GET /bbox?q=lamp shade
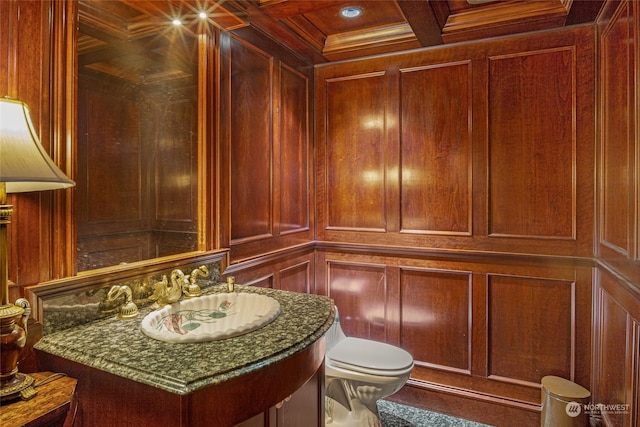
[0,97,75,193]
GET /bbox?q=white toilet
[324,308,414,427]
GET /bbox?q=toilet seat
[326,337,414,376]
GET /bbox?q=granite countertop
[35,285,334,395]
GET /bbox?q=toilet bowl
[325,308,414,427]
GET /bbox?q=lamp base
[0,299,37,402]
[0,372,37,402]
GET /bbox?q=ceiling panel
[79,0,605,67]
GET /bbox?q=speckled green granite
[378,400,494,427]
[35,284,334,395]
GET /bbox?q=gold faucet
[149,274,183,308]
[149,266,210,308]
[106,285,139,319]
[184,265,209,298]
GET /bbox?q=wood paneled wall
[593,1,640,426]
[219,28,315,263]
[315,25,595,258]
[5,1,640,426]
[597,0,639,284]
[0,0,76,291]
[310,24,596,425]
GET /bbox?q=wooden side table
[0,372,77,427]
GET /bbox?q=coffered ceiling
[77,0,604,85]
[228,0,604,62]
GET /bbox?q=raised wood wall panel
[325,261,388,341]
[597,288,627,427]
[488,47,576,239]
[600,0,632,256]
[2,0,59,287]
[400,61,473,235]
[280,261,312,294]
[487,275,574,384]
[229,35,273,243]
[242,274,275,289]
[315,25,595,258]
[278,64,310,235]
[325,73,388,231]
[400,269,472,372]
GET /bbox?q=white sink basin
[140,292,281,343]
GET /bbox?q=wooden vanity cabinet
[36,338,325,427]
[237,372,322,427]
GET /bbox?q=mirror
[75,0,202,271]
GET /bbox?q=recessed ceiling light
[172,18,182,26]
[340,7,362,18]
[198,12,207,19]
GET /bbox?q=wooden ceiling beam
[397,0,445,47]
[440,0,571,44]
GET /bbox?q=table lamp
[0,97,75,402]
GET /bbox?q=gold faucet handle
[226,276,236,293]
[149,275,178,309]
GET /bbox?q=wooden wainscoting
[314,248,593,426]
[592,267,640,427]
[222,246,316,294]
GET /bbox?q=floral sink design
[140,292,281,343]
